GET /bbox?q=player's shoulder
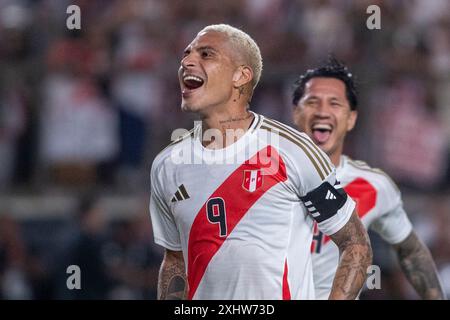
[343,156,400,193]
[258,116,333,180]
[259,115,311,142]
[151,128,195,172]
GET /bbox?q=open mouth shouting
[311,123,333,145]
[181,74,205,97]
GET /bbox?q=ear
[347,110,358,132]
[232,66,253,88]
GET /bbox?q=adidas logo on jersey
[325,190,336,200]
[171,184,190,202]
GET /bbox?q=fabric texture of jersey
[150,112,355,300]
[311,155,413,299]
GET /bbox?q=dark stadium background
[0,0,449,299]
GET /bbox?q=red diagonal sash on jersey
[345,178,377,218]
[187,146,287,299]
[312,177,377,249]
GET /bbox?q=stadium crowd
[0,0,449,299]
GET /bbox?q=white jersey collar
[192,111,262,163]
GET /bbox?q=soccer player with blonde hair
[150,25,372,300]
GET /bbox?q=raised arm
[158,249,188,300]
[328,211,373,300]
[393,231,445,300]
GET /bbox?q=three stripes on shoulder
[171,184,190,202]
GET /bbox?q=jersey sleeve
[370,176,413,244]
[290,134,356,236]
[149,160,182,251]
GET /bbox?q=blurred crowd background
[0,0,449,299]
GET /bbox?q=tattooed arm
[157,249,188,300]
[328,211,373,300]
[393,231,445,300]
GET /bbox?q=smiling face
[179,30,243,114]
[293,77,357,163]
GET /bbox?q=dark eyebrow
[182,45,217,57]
[196,46,218,53]
[304,95,319,100]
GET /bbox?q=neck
[329,147,343,167]
[199,105,254,149]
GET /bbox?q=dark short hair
[292,56,358,110]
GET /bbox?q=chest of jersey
[167,146,301,243]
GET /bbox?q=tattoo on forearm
[395,231,446,300]
[158,253,187,300]
[332,246,371,298]
[166,275,187,300]
[329,213,372,299]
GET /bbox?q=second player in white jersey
[311,156,413,299]
[293,57,445,299]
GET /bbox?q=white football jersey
[312,155,413,299]
[150,112,355,300]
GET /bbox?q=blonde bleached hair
[199,24,263,90]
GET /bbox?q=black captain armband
[300,181,348,223]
